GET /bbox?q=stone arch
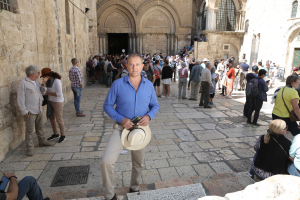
[214,0,242,10]
[136,0,180,31]
[139,6,175,33]
[98,4,136,33]
[285,24,300,74]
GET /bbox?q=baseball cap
[293,67,299,72]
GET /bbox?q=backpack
[107,63,113,72]
[154,66,160,79]
[98,62,104,72]
[246,78,259,97]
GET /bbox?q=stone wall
[240,0,300,74]
[143,34,168,55]
[0,0,97,161]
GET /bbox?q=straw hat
[121,125,151,150]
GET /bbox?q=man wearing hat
[202,58,209,69]
[103,53,159,200]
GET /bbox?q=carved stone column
[132,34,136,53]
[174,34,178,55]
[136,33,145,53]
[236,11,240,31]
[197,11,202,33]
[98,33,106,55]
[170,34,174,55]
[240,11,245,31]
[129,34,133,53]
[206,7,217,31]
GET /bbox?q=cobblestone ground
[0,80,291,199]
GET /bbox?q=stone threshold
[46,172,256,200]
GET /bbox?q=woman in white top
[40,68,66,143]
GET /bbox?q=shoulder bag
[282,87,299,122]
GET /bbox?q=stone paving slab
[0,81,292,199]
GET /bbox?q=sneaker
[252,123,261,127]
[204,106,212,108]
[129,188,139,193]
[58,136,66,143]
[47,134,59,141]
[76,113,86,117]
[161,95,166,98]
[158,95,161,97]
[210,102,216,106]
[246,122,252,125]
[182,97,187,99]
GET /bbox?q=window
[65,0,70,34]
[201,3,206,31]
[223,44,230,51]
[216,0,236,31]
[245,20,249,33]
[291,1,298,18]
[0,0,16,13]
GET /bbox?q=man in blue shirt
[189,59,203,100]
[102,53,159,200]
[240,60,250,91]
[247,69,268,126]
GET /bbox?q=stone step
[71,174,255,200]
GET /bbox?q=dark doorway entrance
[107,33,129,55]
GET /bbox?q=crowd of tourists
[2,48,300,200]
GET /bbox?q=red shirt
[226,68,235,79]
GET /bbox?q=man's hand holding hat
[138,115,150,126]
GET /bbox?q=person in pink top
[178,62,189,99]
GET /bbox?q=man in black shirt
[188,58,195,90]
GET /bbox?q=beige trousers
[50,102,65,135]
[101,124,145,200]
[190,80,200,100]
[24,113,46,150]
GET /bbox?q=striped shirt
[69,66,83,87]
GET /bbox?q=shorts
[154,79,160,86]
[162,78,171,85]
[210,93,215,98]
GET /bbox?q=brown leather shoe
[27,149,34,156]
[39,141,55,147]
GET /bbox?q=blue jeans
[102,71,106,84]
[249,152,258,176]
[17,176,44,200]
[287,162,300,177]
[71,87,82,114]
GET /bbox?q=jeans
[272,114,300,136]
[106,72,111,87]
[17,176,44,200]
[178,78,187,98]
[102,71,106,85]
[98,71,103,84]
[249,152,258,176]
[200,81,210,106]
[190,80,200,100]
[247,97,263,124]
[244,95,251,117]
[287,162,300,177]
[71,87,82,114]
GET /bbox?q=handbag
[221,75,227,87]
[281,87,299,122]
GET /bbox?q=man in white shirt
[217,59,225,89]
[199,62,213,108]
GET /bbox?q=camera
[0,176,9,193]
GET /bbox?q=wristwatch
[9,176,17,180]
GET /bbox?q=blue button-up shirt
[103,75,160,124]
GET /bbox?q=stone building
[0,0,97,161]
[96,0,193,55]
[240,0,300,74]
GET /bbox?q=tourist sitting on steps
[0,172,50,200]
[249,119,291,180]
[288,133,300,177]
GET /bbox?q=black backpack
[107,63,113,72]
[246,77,259,97]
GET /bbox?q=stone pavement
[0,79,291,200]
